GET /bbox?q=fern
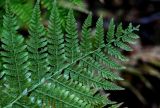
[0,0,139,107]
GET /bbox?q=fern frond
[115,23,123,38]
[33,82,91,108]
[27,0,48,82]
[95,17,104,48]
[0,1,140,107]
[51,74,106,105]
[114,41,133,51]
[107,45,128,61]
[1,1,29,106]
[113,23,133,51]
[65,10,80,63]
[80,14,92,53]
[106,20,139,62]
[106,19,129,61]
[47,2,65,74]
[107,18,115,42]
[122,23,140,44]
[94,51,124,69]
[82,57,123,81]
[67,68,123,90]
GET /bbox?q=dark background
[77,0,160,108]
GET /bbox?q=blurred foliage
[121,46,160,107]
[0,0,88,33]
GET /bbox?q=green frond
[95,17,104,48]
[51,74,106,105]
[107,18,115,42]
[33,82,91,108]
[67,68,123,90]
[106,19,137,61]
[65,10,80,63]
[47,2,65,74]
[115,23,123,38]
[1,1,29,106]
[122,23,140,44]
[81,14,92,53]
[114,41,133,51]
[114,23,133,51]
[0,1,140,107]
[107,45,128,61]
[94,51,124,69]
[82,57,122,81]
[27,0,48,82]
